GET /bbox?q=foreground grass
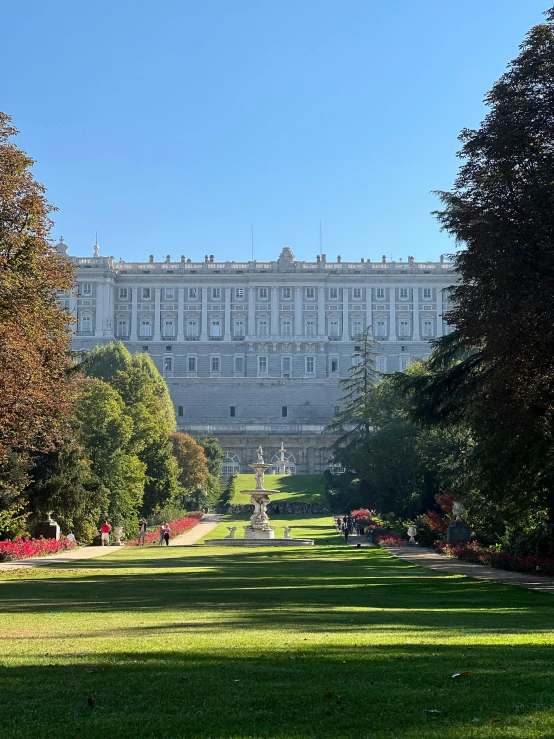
[230,474,326,505]
[1,526,554,738]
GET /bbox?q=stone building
[58,239,455,473]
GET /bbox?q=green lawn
[1,520,554,738]
[203,513,343,543]
[230,473,326,505]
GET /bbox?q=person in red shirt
[100,521,111,546]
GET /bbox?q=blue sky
[2,1,547,263]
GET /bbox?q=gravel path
[385,546,554,595]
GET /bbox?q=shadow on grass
[1,548,553,635]
[1,644,554,738]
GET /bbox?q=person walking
[163,523,170,546]
[344,526,349,544]
[100,521,111,546]
[158,523,165,546]
[138,520,147,546]
[66,531,76,545]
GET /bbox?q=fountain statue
[278,441,287,475]
[242,445,279,539]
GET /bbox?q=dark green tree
[327,326,380,444]
[426,9,554,525]
[196,436,224,478]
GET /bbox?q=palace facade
[59,239,455,474]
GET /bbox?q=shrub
[434,539,554,577]
[0,536,76,562]
[126,515,201,546]
[377,534,405,547]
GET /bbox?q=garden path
[0,514,222,572]
[385,545,554,595]
[0,544,123,572]
[170,513,222,545]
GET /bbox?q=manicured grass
[203,514,343,543]
[1,525,554,738]
[231,473,326,505]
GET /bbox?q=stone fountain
[204,446,314,546]
[242,446,278,540]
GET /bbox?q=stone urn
[407,524,418,546]
[113,526,124,546]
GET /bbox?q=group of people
[99,520,171,546]
[137,520,171,546]
[336,516,374,543]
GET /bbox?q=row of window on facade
[95,316,437,339]
[79,284,437,301]
[161,353,415,378]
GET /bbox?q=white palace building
[58,239,455,474]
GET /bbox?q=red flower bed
[126,515,201,546]
[377,535,406,548]
[434,540,554,577]
[0,536,76,562]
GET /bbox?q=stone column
[200,287,208,341]
[177,287,185,341]
[104,280,113,338]
[68,291,77,319]
[270,287,279,337]
[389,288,397,341]
[154,287,161,341]
[94,282,104,337]
[224,287,232,340]
[341,287,349,341]
[365,286,372,334]
[130,287,138,340]
[247,286,255,339]
[413,287,420,340]
[317,287,325,337]
[294,287,303,338]
[436,288,443,337]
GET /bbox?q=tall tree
[84,344,179,515]
[327,326,380,444]
[196,436,224,478]
[170,433,209,493]
[408,9,554,525]
[0,112,75,465]
[77,379,146,531]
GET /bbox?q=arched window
[281,317,293,337]
[233,318,245,339]
[116,316,129,338]
[163,316,176,339]
[270,451,296,475]
[222,452,241,475]
[140,317,152,338]
[257,317,269,337]
[327,456,346,475]
[79,312,92,334]
[186,319,199,338]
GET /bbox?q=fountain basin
[204,538,315,547]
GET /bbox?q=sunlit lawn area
[203,513,342,543]
[1,516,554,738]
[230,474,326,505]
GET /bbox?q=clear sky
[2,1,548,263]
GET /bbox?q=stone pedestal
[244,526,275,540]
[35,517,60,540]
[447,520,471,543]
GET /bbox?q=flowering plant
[126,515,200,546]
[0,536,76,562]
[434,539,554,577]
[377,534,406,547]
